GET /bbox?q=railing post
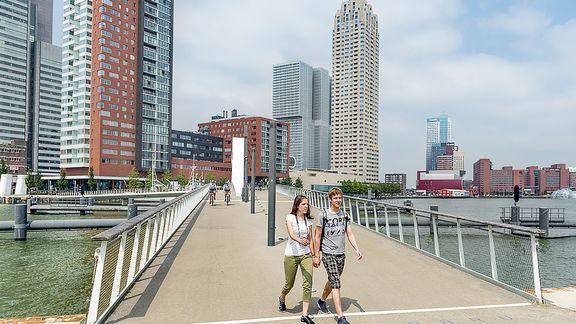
[488,225,498,280]
[363,202,369,229]
[456,219,466,267]
[384,205,390,237]
[111,233,128,303]
[87,241,108,324]
[372,204,379,233]
[412,210,420,249]
[355,200,361,224]
[530,234,543,303]
[397,208,404,243]
[128,224,141,280]
[432,214,439,257]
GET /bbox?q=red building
[416,170,463,193]
[198,114,290,181]
[473,159,491,196]
[171,158,231,183]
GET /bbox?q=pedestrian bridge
[85,186,575,323]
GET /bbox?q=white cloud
[478,5,552,34]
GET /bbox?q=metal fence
[85,185,208,323]
[277,185,544,304]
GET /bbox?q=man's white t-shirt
[284,214,312,256]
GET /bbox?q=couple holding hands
[279,188,362,324]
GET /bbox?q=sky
[52,0,576,186]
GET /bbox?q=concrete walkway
[105,189,575,323]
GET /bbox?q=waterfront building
[289,168,358,191]
[0,0,61,175]
[416,170,463,193]
[0,140,27,175]
[426,114,452,171]
[61,0,173,187]
[569,167,576,189]
[473,159,569,196]
[171,130,223,163]
[272,60,331,170]
[198,113,290,181]
[331,0,379,183]
[384,173,407,194]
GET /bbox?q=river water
[0,198,575,318]
[0,205,124,318]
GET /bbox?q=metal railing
[277,185,544,304]
[33,187,185,197]
[85,185,208,324]
[501,207,565,223]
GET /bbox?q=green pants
[282,254,313,302]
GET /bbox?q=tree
[294,177,303,188]
[25,169,34,193]
[35,171,43,191]
[127,168,143,189]
[205,173,215,184]
[177,171,187,187]
[0,159,7,175]
[162,171,173,186]
[217,176,227,186]
[87,167,96,191]
[280,177,293,186]
[145,169,154,189]
[56,169,68,191]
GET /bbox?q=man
[223,181,231,202]
[313,187,362,324]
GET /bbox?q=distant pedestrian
[313,187,362,324]
[279,195,316,324]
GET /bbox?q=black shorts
[322,253,346,289]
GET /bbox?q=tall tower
[0,0,61,174]
[331,0,379,182]
[61,0,173,186]
[426,114,451,171]
[272,60,331,170]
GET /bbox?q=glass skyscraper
[272,60,331,170]
[426,114,452,171]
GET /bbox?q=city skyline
[52,1,576,186]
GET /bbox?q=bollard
[127,202,138,219]
[159,198,166,205]
[88,198,95,206]
[430,205,438,234]
[539,208,549,238]
[14,204,27,240]
[511,206,520,225]
[80,197,87,215]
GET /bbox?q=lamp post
[268,122,276,246]
[242,125,249,202]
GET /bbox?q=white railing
[277,185,544,304]
[85,185,208,323]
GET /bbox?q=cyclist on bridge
[223,181,231,205]
[209,182,217,205]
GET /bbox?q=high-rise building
[0,0,61,175]
[272,60,330,170]
[331,0,379,182]
[384,173,406,194]
[426,114,451,171]
[61,0,173,187]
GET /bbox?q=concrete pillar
[159,198,166,205]
[14,204,27,240]
[88,198,95,206]
[128,201,138,219]
[430,205,439,234]
[79,198,87,215]
[511,206,520,225]
[539,208,549,238]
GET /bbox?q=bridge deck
[105,190,575,323]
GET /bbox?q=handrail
[277,185,544,304]
[85,185,208,324]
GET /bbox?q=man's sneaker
[278,297,286,312]
[300,315,315,324]
[317,299,329,313]
[337,316,349,324]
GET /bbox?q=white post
[397,208,404,243]
[128,224,141,280]
[87,241,108,324]
[432,214,439,257]
[111,233,127,303]
[530,234,543,303]
[384,205,390,237]
[373,204,379,233]
[457,219,466,267]
[140,221,151,271]
[363,202,369,229]
[412,210,420,249]
[488,225,498,280]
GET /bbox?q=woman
[279,195,316,324]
